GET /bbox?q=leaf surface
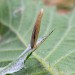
[0,0,75,75]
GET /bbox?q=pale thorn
[41,8,44,13]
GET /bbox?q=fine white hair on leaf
[13,6,25,17]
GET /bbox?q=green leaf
[0,0,75,75]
